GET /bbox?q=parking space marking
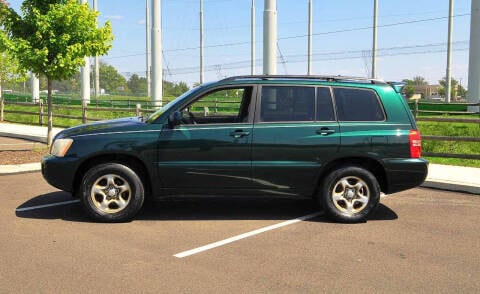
[15,199,80,212]
[174,211,323,258]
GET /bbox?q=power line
[102,13,470,59]
[120,42,469,77]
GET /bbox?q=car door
[251,85,340,196]
[157,86,256,191]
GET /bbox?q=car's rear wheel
[319,166,380,223]
[80,163,145,222]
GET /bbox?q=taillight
[409,130,422,158]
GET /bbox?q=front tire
[80,163,145,222]
[319,166,380,223]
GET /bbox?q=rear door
[251,85,340,196]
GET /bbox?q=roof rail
[219,75,387,84]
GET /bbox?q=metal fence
[2,96,480,160]
[411,100,480,160]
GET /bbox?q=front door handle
[230,130,250,138]
[316,128,335,136]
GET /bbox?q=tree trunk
[47,78,53,147]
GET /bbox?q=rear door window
[316,87,335,121]
[333,87,385,121]
[260,86,315,122]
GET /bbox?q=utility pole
[200,0,204,84]
[263,0,277,75]
[307,0,313,75]
[371,0,378,79]
[151,0,162,107]
[80,0,90,103]
[446,0,454,102]
[467,0,480,112]
[93,0,100,98]
[251,0,256,75]
[31,73,39,103]
[146,0,151,97]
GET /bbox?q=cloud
[105,15,123,21]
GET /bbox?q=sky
[6,0,473,88]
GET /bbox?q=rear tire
[80,163,145,222]
[318,166,380,223]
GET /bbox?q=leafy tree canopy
[0,0,113,145]
[99,62,127,93]
[402,76,428,86]
[439,77,467,98]
[0,0,113,81]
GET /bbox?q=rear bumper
[383,158,429,194]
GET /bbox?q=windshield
[146,87,199,123]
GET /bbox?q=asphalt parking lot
[1,172,479,293]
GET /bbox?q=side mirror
[168,111,182,128]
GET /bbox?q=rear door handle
[316,128,335,136]
[230,130,250,138]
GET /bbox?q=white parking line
[15,199,80,212]
[174,211,323,258]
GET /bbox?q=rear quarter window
[333,87,385,121]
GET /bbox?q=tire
[318,166,380,223]
[80,163,145,222]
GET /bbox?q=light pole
[151,0,162,107]
[263,0,277,75]
[467,0,480,112]
[93,0,100,99]
[146,0,151,97]
[371,0,378,79]
[446,0,454,102]
[80,0,90,103]
[200,0,204,84]
[251,0,256,75]
[307,0,312,75]
[31,73,39,103]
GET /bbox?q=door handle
[316,128,335,136]
[230,130,250,138]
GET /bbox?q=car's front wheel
[80,163,145,222]
[318,166,380,223]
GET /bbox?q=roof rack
[219,75,387,84]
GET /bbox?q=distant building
[414,85,442,99]
[406,85,442,100]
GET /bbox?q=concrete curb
[0,132,47,144]
[0,163,41,175]
[422,181,480,195]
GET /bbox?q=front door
[157,86,255,191]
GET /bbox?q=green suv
[42,75,428,223]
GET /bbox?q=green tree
[402,76,429,99]
[163,80,189,97]
[0,0,26,100]
[126,73,147,95]
[100,62,127,94]
[439,77,467,99]
[0,0,112,145]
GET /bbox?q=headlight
[50,138,73,157]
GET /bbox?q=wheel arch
[314,156,387,196]
[73,153,153,198]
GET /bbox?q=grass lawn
[2,97,479,167]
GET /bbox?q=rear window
[333,87,385,121]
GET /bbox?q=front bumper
[41,155,79,192]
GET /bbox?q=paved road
[1,172,479,293]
